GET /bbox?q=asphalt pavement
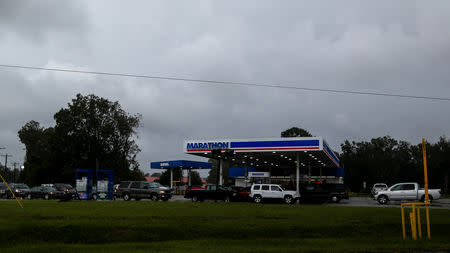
[3,195,450,209]
[173,195,450,209]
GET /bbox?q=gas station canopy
[150,160,212,169]
[183,137,339,169]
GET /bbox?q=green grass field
[1,200,449,252]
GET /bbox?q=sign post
[422,138,431,239]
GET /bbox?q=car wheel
[123,193,131,201]
[421,195,433,204]
[92,194,98,201]
[151,194,158,201]
[253,195,262,204]
[192,195,199,202]
[44,194,50,200]
[224,196,231,202]
[330,195,341,203]
[27,194,32,200]
[378,195,388,205]
[284,195,294,204]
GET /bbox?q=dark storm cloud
[0,0,88,42]
[1,1,450,176]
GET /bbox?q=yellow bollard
[417,205,422,239]
[410,212,417,240]
[401,205,406,239]
[426,205,431,239]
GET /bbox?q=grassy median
[1,200,449,252]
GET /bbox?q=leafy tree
[150,172,162,177]
[281,127,313,137]
[18,121,56,185]
[190,171,203,185]
[159,169,182,186]
[18,94,144,185]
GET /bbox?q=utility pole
[1,153,12,174]
[12,162,19,183]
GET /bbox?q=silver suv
[250,184,299,204]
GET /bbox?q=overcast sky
[1,1,450,176]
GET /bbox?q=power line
[0,63,449,101]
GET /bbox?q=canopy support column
[170,168,173,189]
[219,159,223,186]
[188,169,191,186]
[308,163,311,183]
[296,152,300,201]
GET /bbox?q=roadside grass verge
[1,200,449,252]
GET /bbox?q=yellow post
[401,205,406,239]
[422,138,431,239]
[412,206,417,240]
[416,205,422,239]
[426,205,431,239]
[409,212,417,240]
[0,173,23,208]
[422,138,429,203]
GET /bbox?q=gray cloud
[1,1,450,177]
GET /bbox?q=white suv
[250,184,299,204]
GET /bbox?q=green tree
[18,94,144,185]
[150,172,162,177]
[281,127,313,137]
[159,169,182,186]
[190,171,203,185]
[18,121,56,185]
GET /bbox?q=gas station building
[184,137,343,194]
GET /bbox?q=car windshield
[55,184,73,189]
[43,187,57,191]
[13,184,29,189]
[149,182,161,188]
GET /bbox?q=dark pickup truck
[300,183,349,203]
[184,185,235,202]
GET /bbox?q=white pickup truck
[374,182,441,205]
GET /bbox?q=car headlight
[159,190,164,194]
[15,189,20,193]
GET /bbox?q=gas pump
[75,169,94,200]
[96,170,114,200]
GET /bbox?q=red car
[232,187,251,202]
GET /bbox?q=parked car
[117,181,172,201]
[371,183,388,196]
[299,183,349,203]
[6,183,30,199]
[249,184,299,204]
[231,186,251,202]
[28,186,64,200]
[184,185,206,196]
[374,182,442,205]
[185,185,235,202]
[0,183,8,198]
[42,183,75,196]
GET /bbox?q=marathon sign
[186,141,230,152]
